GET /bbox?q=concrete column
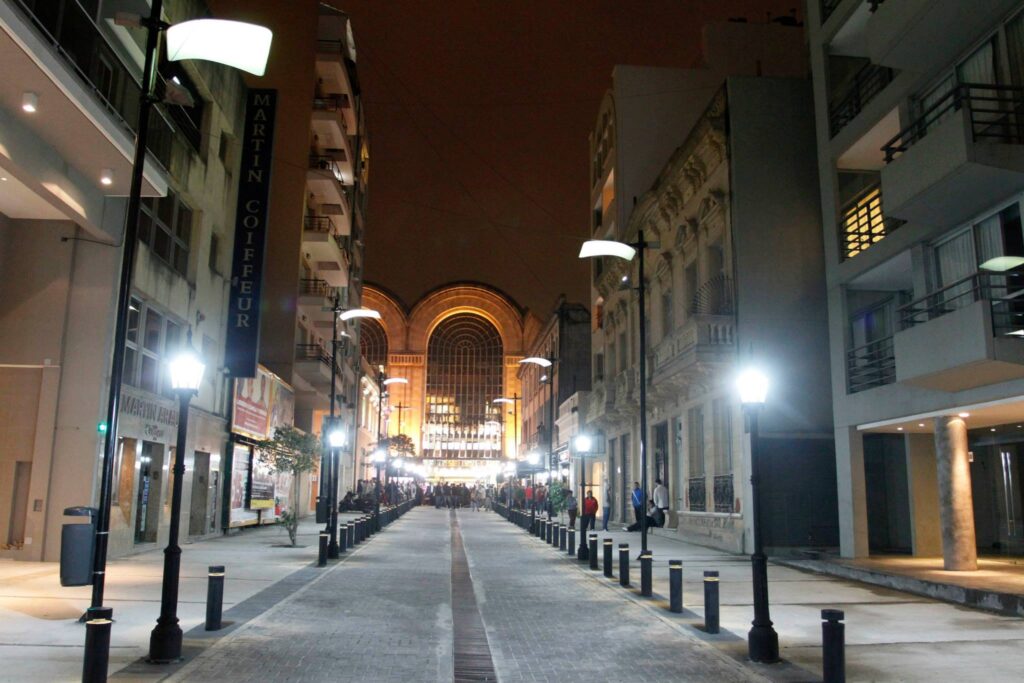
[933,416,977,571]
[835,426,869,558]
[904,434,942,556]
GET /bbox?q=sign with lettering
[225,89,277,377]
[231,365,295,441]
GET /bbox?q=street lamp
[148,344,205,663]
[87,3,271,678]
[579,234,656,556]
[574,434,593,560]
[526,450,541,531]
[520,356,557,520]
[737,367,779,663]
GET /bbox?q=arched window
[359,318,388,370]
[424,313,504,460]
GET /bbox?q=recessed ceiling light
[991,428,997,432]
[959,412,970,418]
[100,168,114,186]
[897,427,904,431]
[22,92,38,113]
[0,176,7,181]
[918,423,925,427]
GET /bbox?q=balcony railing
[846,336,896,393]
[690,274,734,315]
[313,94,352,114]
[883,83,1024,162]
[840,184,905,260]
[299,278,332,298]
[829,63,895,137]
[316,39,345,54]
[713,474,734,513]
[296,343,332,367]
[304,215,336,234]
[309,154,344,182]
[898,271,1024,335]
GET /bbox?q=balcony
[867,0,1021,72]
[301,215,350,288]
[294,343,334,387]
[893,273,1024,391]
[306,156,352,232]
[310,97,354,181]
[846,336,896,393]
[652,314,735,389]
[881,84,1024,227]
[315,38,356,101]
[297,278,334,326]
[829,63,894,138]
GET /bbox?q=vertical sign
[226,89,277,377]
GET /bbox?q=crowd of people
[339,479,424,512]
[427,482,491,509]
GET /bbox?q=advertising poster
[232,366,295,440]
[250,452,276,510]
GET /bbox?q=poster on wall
[232,366,296,441]
[229,444,258,527]
[250,452,276,510]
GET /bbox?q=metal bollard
[567,528,575,555]
[669,560,683,613]
[205,565,225,631]
[339,524,347,553]
[603,539,614,577]
[619,544,630,587]
[640,551,653,596]
[822,609,846,683]
[318,532,328,566]
[560,525,567,550]
[549,522,557,546]
[82,606,113,683]
[347,521,355,547]
[589,534,599,570]
[703,570,720,634]
[538,519,544,539]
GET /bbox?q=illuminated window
[359,318,388,369]
[842,185,901,259]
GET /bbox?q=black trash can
[60,506,97,587]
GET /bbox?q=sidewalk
[525,512,1024,682]
[0,513,366,683]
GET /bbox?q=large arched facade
[361,283,540,480]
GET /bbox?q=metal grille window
[712,398,732,474]
[359,318,388,370]
[139,190,192,276]
[841,185,902,260]
[424,314,504,460]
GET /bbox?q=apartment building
[809,0,1024,567]
[585,19,837,553]
[0,0,247,560]
[210,1,370,505]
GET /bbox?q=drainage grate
[451,511,498,682]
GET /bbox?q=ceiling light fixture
[958,412,970,418]
[22,92,38,113]
[100,168,114,186]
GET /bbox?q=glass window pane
[165,321,181,354]
[153,225,171,262]
[140,354,159,393]
[138,211,152,245]
[144,309,163,352]
[123,347,137,386]
[127,300,141,344]
[157,192,175,227]
[173,246,188,275]
[176,205,192,242]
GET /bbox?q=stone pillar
[835,426,869,558]
[933,416,977,571]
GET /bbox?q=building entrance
[134,442,164,544]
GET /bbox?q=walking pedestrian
[565,490,578,528]
[631,482,643,524]
[581,490,599,532]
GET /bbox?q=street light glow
[578,239,636,261]
[340,308,381,321]
[526,451,540,465]
[328,428,346,448]
[493,397,514,404]
[166,19,273,76]
[574,434,592,453]
[371,449,387,463]
[519,357,552,368]
[737,368,769,406]
[382,377,408,386]
[168,348,205,392]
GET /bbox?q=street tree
[256,426,321,546]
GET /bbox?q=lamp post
[574,434,592,560]
[327,423,347,556]
[737,367,779,663]
[520,356,555,519]
[493,395,521,508]
[526,450,540,531]
[579,233,656,555]
[85,7,270,680]
[371,448,386,526]
[147,344,205,663]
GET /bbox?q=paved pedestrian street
[162,508,762,683]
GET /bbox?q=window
[209,233,220,273]
[661,288,674,339]
[712,398,732,474]
[123,299,186,396]
[684,262,698,317]
[618,331,627,372]
[139,190,192,276]
[688,407,705,477]
[841,186,886,259]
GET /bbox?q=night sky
[309,1,802,317]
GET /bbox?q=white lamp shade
[737,368,769,406]
[493,397,514,404]
[579,240,636,261]
[382,377,408,386]
[166,20,273,77]
[168,348,205,392]
[519,356,552,368]
[328,429,346,448]
[574,435,592,453]
[340,308,381,322]
[526,452,540,465]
